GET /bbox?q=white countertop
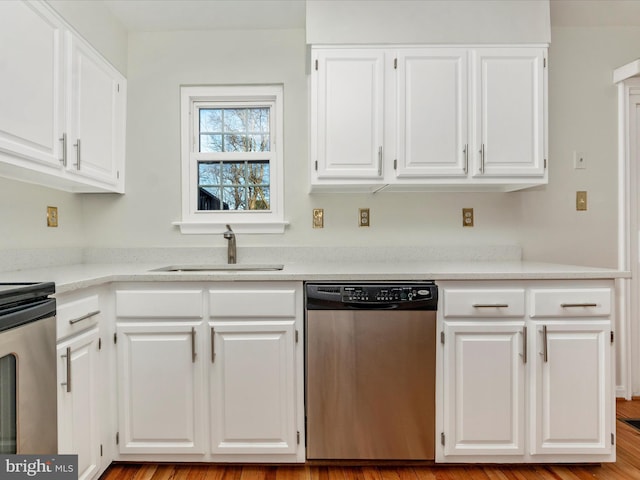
[0,261,629,294]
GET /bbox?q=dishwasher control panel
[306,282,437,310]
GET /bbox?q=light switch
[576,191,587,211]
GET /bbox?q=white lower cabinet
[116,323,204,454]
[443,322,526,456]
[114,282,304,463]
[210,322,297,455]
[57,327,101,480]
[438,280,615,463]
[55,288,112,480]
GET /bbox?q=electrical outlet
[312,208,324,228]
[576,191,587,211]
[47,206,58,227]
[462,208,474,227]
[359,208,370,227]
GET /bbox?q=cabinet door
[116,323,204,454]
[57,328,100,480]
[0,1,63,167]
[531,322,612,455]
[66,33,125,189]
[312,49,385,180]
[443,322,526,456]
[210,321,297,454]
[472,48,545,177]
[396,49,468,177]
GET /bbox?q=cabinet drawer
[116,290,203,318]
[443,289,525,318]
[530,288,611,318]
[209,288,297,318]
[57,294,101,339]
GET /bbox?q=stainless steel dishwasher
[305,282,437,460]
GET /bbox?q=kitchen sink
[150,264,284,272]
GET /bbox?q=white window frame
[174,85,287,234]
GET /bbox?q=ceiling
[98,0,640,32]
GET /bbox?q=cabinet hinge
[116,432,119,445]
[393,159,397,170]
[440,331,445,344]
[544,158,547,169]
[394,58,397,69]
[441,432,445,446]
[100,444,103,457]
[315,59,318,71]
[315,160,318,171]
[117,83,120,92]
[611,433,615,445]
[297,431,300,444]
[295,330,299,343]
[117,170,120,179]
[611,331,614,344]
[98,338,102,351]
[544,57,547,68]
[114,332,117,344]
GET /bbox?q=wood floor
[101,399,640,480]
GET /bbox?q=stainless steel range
[0,282,57,454]
[305,282,438,460]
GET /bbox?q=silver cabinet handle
[522,326,527,364]
[377,146,383,176]
[191,327,197,363]
[542,325,548,363]
[472,303,509,308]
[561,303,598,308]
[463,144,468,174]
[68,310,100,325]
[479,144,485,173]
[73,138,81,170]
[59,133,67,166]
[211,327,216,363]
[61,347,71,393]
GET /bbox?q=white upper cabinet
[309,45,547,192]
[472,48,545,178]
[311,49,385,181]
[0,1,64,168]
[65,33,126,189]
[0,0,126,193]
[396,49,468,178]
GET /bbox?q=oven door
[0,312,57,454]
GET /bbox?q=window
[176,85,286,234]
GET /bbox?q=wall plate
[462,208,474,227]
[313,208,324,228]
[359,208,370,227]
[47,206,58,227]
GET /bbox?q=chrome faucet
[223,224,236,264]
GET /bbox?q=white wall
[518,26,640,268]
[79,27,522,249]
[307,0,550,44]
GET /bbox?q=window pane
[200,134,222,152]
[222,162,246,185]
[247,108,270,132]
[223,186,246,210]
[200,109,222,132]
[223,109,246,133]
[248,186,270,210]
[198,162,221,184]
[248,161,269,185]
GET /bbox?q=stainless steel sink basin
[150,264,284,272]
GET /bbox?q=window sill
[172,221,289,235]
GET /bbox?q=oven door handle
[61,347,71,393]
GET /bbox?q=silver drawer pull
[472,304,509,308]
[68,310,101,325]
[561,303,598,308]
